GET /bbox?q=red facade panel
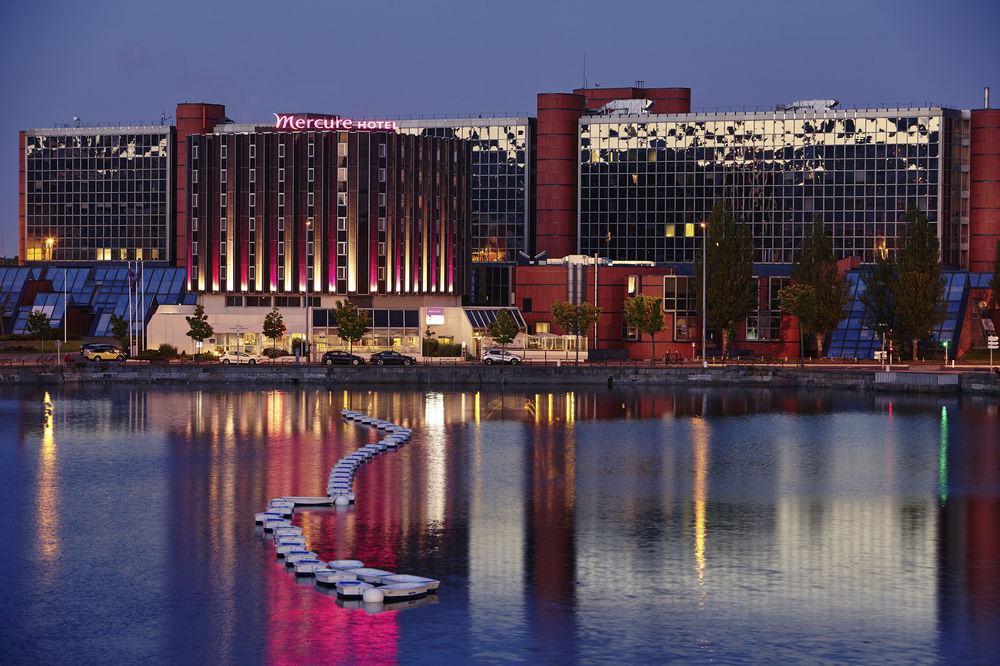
[175,103,227,272]
[969,109,1000,271]
[536,94,584,259]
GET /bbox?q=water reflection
[3,385,998,663]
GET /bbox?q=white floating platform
[344,567,395,584]
[293,560,330,575]
[327,559,365,570]
[284,551,318,564]
[380,582,428,601]
[281,496,336,506]
[315,570,359,586]
[336,580,373,598]
[381,574,440,592]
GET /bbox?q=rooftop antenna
[986,87,990,109]
[583,52,587,90]
[161,111,166,125]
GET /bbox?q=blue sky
[2,0,997,257]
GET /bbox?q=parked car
[83,344,126,362]
[79,342,106,357]
[322,350,365,366]
[370,350,416,366]
[218,350,265,365]
[483,349,522,365]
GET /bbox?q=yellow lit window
[665,225,675,237]
[685,223,695,237]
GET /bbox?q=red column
[536,93,584,259]
[970,109,1000,272]
[176,103,226,271]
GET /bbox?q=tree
[109,314,129,352]
[262,306,286,354]
[333,299,369,357]
[550,300,602,365]
[860,252,896,349]
[892,205,946,361]
[991,239,1000,309]
[788,216,850,356]
[692,201,756,358]
[486,309,520,359]
[25,310,51,353]
[623,294,665,366]
[777,282,816,362]
[185,304,214,360]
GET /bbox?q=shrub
[263,347,290,358]
[158,344,179,359]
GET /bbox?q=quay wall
[3,363,999,397]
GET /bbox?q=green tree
[692,201,756,358]
[859,252,896,352]
[789,217,850,356]
[262,306,286,355]
[892,204,946,361]
[777,282,816,362]
[550,300,602,365]
[333,299,369,357]
[109,314,129,352]
[990,239,1000,309]
[185,304,214,361]
[25,310,52,353]
[486,309,520,359]
[623,294,665,366]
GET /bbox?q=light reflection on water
[0,385,998,664]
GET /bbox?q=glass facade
[22,127,174,263]
[579,108,966,267]
[400,118,534,263]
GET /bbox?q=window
[249,169,255,183]
[249,217,255,231]
[378,217,386,231]
[337,242,347,255]
[307,241,314,255]
[226,295,242,307]
[337,267,346,280]
[192,145,198,159]
[192,194,198,208]
[249,144,256,158]
[278,168,285,183]
[248,193,255,207]
[535,322,550,334]
[249,266,256,281]
[192,241,198,254]
[278,143,285,158]
[337,217,347,231]
[191,217,198,232]
[308,142,314,157]
[220,144,227,159]
[307,192,314,207]
[378,242,385,255]
[278,241,284,255]
[221,168,227,183]
[278,216,285,231]
[378,267,385,280]
[191,170,198,184]
[378,168,386,182]
[220,242,227,255]
[522,298,532,313]
[378,143,386,158]
[378,193,386,206]
[220,192,227,207]
[338,167,347,181]
[338,143,347,156]
[307,167,314,182]
[278,193,284,207]
[220,218,226,231]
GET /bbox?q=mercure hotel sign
[273,114,399,131]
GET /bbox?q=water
[1,384,998,664]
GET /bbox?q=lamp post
[700,222,707,368]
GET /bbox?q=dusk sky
[2,0,997,257]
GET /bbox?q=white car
[482,349,522,365]
[218,350,265,365]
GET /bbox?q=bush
[291,339,308,355]
[263,347,290,358]
[422,339,462,357]
[137,349,160,360]
[158,344,179,360]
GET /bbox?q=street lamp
[700,222,707,368]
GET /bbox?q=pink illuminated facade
[186,121,471,298]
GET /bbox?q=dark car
[370,350,416,366]
[322,350,365,366]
